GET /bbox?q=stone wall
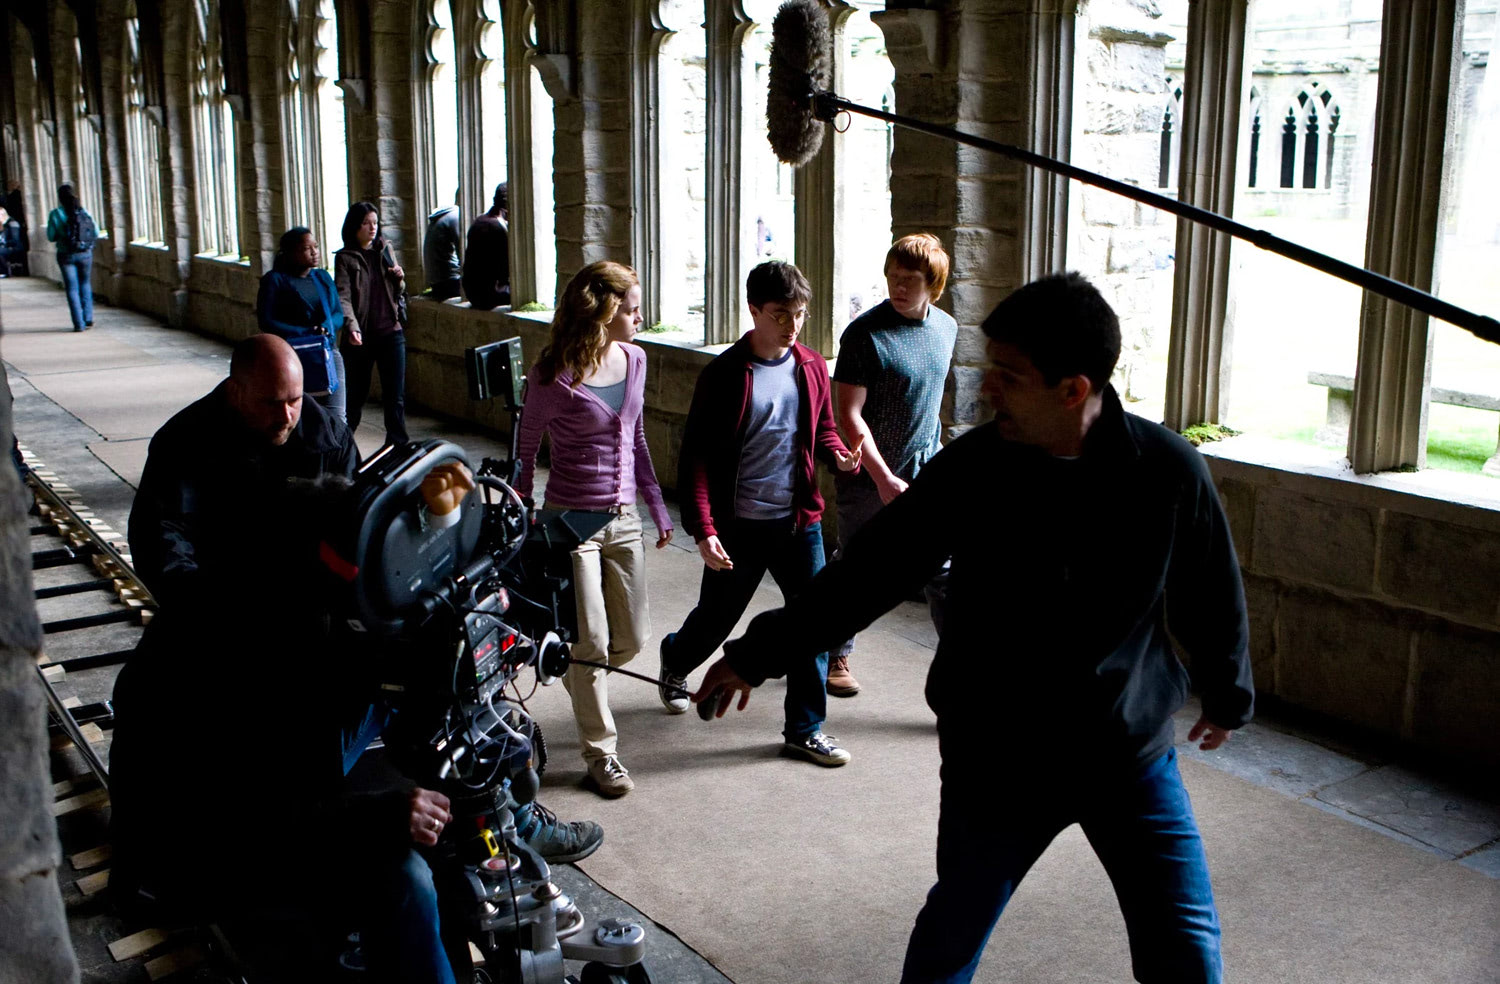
[5,0,1499,774]
[1208,452,1500,767]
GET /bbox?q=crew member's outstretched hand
[408,787,452,846]
[693,656,754,719]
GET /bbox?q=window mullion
[1347,0,1462,473]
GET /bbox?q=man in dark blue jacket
[697,273,1254,984]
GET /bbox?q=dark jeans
[58,250,93,329]
[340,703,460,984]
[428,280,461,301]
[664,516,828,740]
[900,745,1222,984]
[343,331,408,446]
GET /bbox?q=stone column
[0,375,79,984]
[502,0,546,307]
[1020,1,1075,283]
[1163,0,1248,430]
[704,1,750,344]
[243,0,290,275]
[158,0,195,327]
[876,1,1045,438]
[97,2,133,294]
[1347,0,1462,473]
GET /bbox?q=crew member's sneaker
[586,755,635,798]
[783,732,851,767]
[826,655,861,697]
[513,801,604,863]
[659,635,690,714]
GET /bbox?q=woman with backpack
[334,202,409,447]
[255,227,346,422]
[46,184,97,331]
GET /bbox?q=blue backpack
[65,209,98,253]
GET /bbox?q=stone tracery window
[72,38,106,232]
[125,15,166,245]
[191,0,241,257]
[475,0,509,211]
[1278,81,1341,191]
[1158,77,1183,190]
[281,0,349,264]
[417,0,461,217]
[655,0,708,338]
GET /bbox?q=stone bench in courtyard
[1308,371,1500,474]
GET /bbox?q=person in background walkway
[256,227,346,423]
[46,184,97,331]
[697,272,1254,984]
[0,206,25,277]
[514,260,673,798]
[4,185,29,264]
[336,202,409,448]
[827,233,958,697]
[463,182,510,310]
[423,191,462,301]
[659,260,863,768]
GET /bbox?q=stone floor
[5,274,1498,982]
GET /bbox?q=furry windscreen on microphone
[767,0,832,167]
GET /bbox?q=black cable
[564,658,692,698]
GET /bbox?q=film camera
[323,336,652,983]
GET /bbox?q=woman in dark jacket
[334,202,409,448]
[256,227,346,422]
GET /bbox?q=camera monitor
[465,336,526,409]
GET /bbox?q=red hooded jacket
[677,334,856,541]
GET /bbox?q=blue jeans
[665,517,829,740]
[58,250,93,329]
[343,331,408,446]
[340,704,458,984]
[312,347,348,424]
[901,746,1222,984]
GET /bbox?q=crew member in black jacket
[696,273,1254,984]
[112,335,470,982]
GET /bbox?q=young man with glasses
[828,233,958,697]
[658,260,864,765]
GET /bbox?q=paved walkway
[5,274,1499,983]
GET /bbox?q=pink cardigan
[514,343,672,534]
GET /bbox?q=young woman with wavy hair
[514,260,673,797]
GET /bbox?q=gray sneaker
[513,801,603,863]
[783,732,851,767]
[586,755,635,798]
[659,634,690,714]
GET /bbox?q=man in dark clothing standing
[463,182,510,310]
[696,273,1254,984]
[423,191,462,300]
[111,336,472,982]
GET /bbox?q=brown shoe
[586,755,635,797]
[826,655,861,697]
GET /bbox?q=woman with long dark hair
[514,261,673,798]
[46,183,97,331]
[255,227,346,421]
[334,202,409,447]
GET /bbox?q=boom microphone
[761,0,1500,346]
[767,0,831,167]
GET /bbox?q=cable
[563,658,692,698]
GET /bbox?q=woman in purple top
[515,261,673,798]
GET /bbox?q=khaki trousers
[551,503,650,763]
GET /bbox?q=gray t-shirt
[584,378,627,414]
[735,351,800,520]
[833,299,958,481]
